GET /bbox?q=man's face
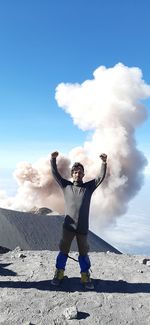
[72,166,84,182]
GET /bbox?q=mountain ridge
[0,207,121,253]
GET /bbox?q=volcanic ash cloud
[0,63,150,229]
[55,63,150,226]
[0,156,71,213]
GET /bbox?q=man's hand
[100,153,107,162]
[51,151,59,159]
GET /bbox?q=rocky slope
[0,207,121,253]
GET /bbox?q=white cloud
[0,63,150,237]
[56,63,150,225]
[95,175,150,255]
[99,213,150,255]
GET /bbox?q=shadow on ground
[0,263,17,276]
[0,277,150,293]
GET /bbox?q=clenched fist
[51,151,59,159]
[100,153,107,162]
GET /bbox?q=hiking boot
[81,271,94,290]
[51,269,64,286]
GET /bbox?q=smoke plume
[0,63,150,229]
[0,156,70,213]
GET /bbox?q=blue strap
[78,255,91,272]
[56,252,68,270]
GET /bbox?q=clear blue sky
[0,0,150,253]
[0,0,150,167]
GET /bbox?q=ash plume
[55,63,149,227]
[0,63,150,229]
[0,156,70,213]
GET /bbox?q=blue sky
[0,0,150,254]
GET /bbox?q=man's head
[71,162,84,182]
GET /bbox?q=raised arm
[94,153,107,187]
[86,153,107,191]
[50,151,68,188]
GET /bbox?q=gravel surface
[0,249,150,325]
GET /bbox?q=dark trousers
[59,227,89,255]
[55,228,91,272]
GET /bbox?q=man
[50,151,107,289]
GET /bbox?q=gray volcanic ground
[0,208,150,324]
[0,249,150,324]
[0,208,121,253]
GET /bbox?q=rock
[138,304,144,309]
[62,305,78,320]
[18,253,27,259]
[140,258,150,265]
[14,246,23,252]
[30,207,53,215]
[53,306,78,325]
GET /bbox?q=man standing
[50,151,107,289]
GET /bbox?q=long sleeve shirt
[51,158,107,234]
